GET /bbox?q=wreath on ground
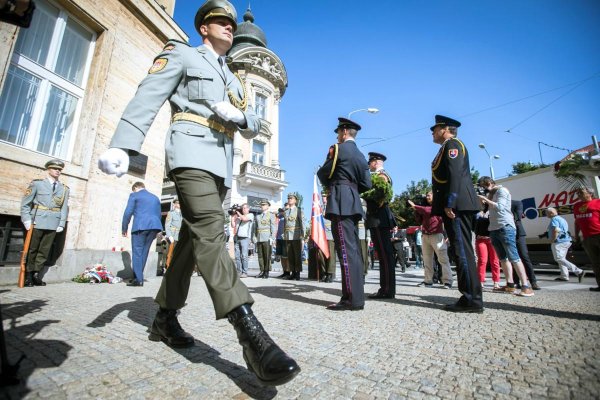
[72,264,122,284]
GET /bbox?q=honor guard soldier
[317,117,372,311]
[20,159,69,287]
[283,192,304,280]
[97,0,299,385]
[365,152,397,299]
[430,115,483,313]
[253,199,276,279]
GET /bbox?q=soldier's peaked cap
[334,117,361,133]
[430,115,461,131]
[45,159,64,170]
[260,199,270,206]
[287,192,298,200]
[195,0,237,33]
[368,152,387,162]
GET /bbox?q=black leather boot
[148,308,195,348]
[263,271,269,279]
[294,271,300,281]
[24,272,34,287]
[227,304,300,386]
[32,272,46,286]
[256,271,265,278]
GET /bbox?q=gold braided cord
[327,144,339,179]
[227,72,248,112]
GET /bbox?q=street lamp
[347,108,379,118]
[478,143,500,180]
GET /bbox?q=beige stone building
[0,0,186,284]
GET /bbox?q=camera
[228,204,242,216]
[475,186,487,196]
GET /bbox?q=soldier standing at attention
[284,193,304,280]
[97,0,299,386]
[365,152,397,299]
[253,200,276,279]
[430,115,483,313]
[317,117,372,311]
[20,159,69,287]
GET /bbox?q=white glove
[168,236,174,243]
[211,101,245,125]
[269,238,273,246]
[56,227,64,233]
[23,220,31,230]
[98,148,130,177]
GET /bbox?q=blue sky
[173,0,600,206]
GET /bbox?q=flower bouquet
[361,173,393,207]
[72,264,122,284]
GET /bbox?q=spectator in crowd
[391,226,408,272]
[20,159,70,287]
[543,207,584,282]
[284,193,304,281]
[413,228,423,269]
[573,187,600,291]
[474,209,501,290]
[477,176,534,296]
[164,199,182,269]
[231,203,254,278]
[511,200,541,290]
[253,200,276,279]
[121,182,162,286]
[408,192,453,289]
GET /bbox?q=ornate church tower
[226,8,288,211]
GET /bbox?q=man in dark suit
[365,152,397,299]
[317,117,372,311]
[122,182,163,286]
[511,200,540,290]
[430,115,483,313]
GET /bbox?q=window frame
[251,139,266,165]
[254,92,267,120]
[2,0,96,161]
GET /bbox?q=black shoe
[228,304,301,386]
[590,287,600,292]
[294,271,300,281]
[263,272,269,279]
[32,273,46,286]
[148,308,195,348]
[326,300,364,311]
[577,271,586,283]
[284,273,294,280]
[24,273,34,287]
[368,292,394,299]
[256,272,265,278]
[444,303,483,313]
[554,277,568,281]
[531,282,541,290]
[127,280,143,287]
[277,272,290,279]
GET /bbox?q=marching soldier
[317,117,372,311]
[20,159,69,287]
[430,114,483,313]
[284,193,304,280]
[365,152,397,299]
[97,0,299,385]
[253,200,276,279]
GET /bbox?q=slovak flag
[310,175,330,259]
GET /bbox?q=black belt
[330,180,357,189]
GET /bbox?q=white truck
[497,166,598,266]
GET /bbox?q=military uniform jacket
[165,209,183,240]
[253,211,276,243]
[284,206,304,240]
[317,140,372,219]
[431,137,479,216]
[365,170,396,228]
[21,179,69,230]
[110,40,262,188]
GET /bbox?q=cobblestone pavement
[2,259,599,399]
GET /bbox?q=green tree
[470,167,480,185]
[509,161,548,176]
[389,179,432,227]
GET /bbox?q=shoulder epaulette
[166,38,189,46]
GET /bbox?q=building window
[255,92,267,120]
[0,0,95,160]
[252,141,265,165]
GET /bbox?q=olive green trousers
[154,169,253,319]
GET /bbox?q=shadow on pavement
[1,295,72,397]
[173,342,277,400]
[249,282,342,307]
[87,296,277,398]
